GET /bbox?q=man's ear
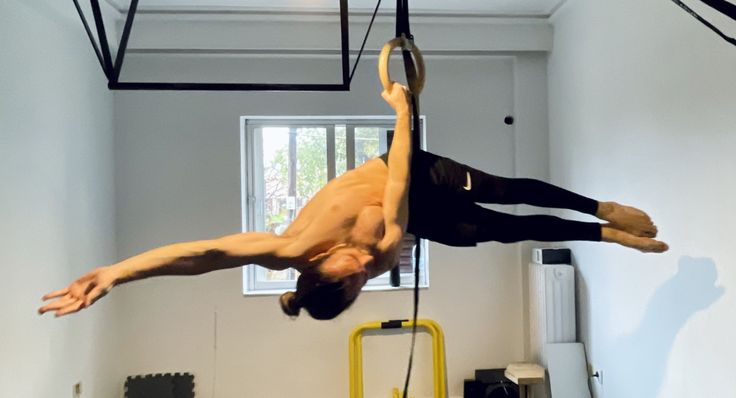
[307,243,349,264]
[308,251,330,264]
[355,252,375,270]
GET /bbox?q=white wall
[0,1,118,397]
[111,43,549,397]
[548,1,736,397]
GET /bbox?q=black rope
[670,0,736,47]
[700,0,736,21]
[349,0,383,83]
[394,1,422,396]
[401,176,421,398]
[72,0,106,76]
[396,0,418,95]
[396,0,411,38]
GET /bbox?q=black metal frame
[670,0,736,47]
[74,0,352,91]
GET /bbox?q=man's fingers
[42,288,69,301]
[55,300,85,317]
[38,295,76,314]
[393,82,408,92]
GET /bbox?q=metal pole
[111,0,140,83]
[89,0,113,78]
[339,0,350,88]
[72,0,105,74]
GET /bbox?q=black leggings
[404,151,603,246]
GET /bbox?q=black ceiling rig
[73,0,386,91]
[669,0,735,47]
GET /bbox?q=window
[241,116,429,295]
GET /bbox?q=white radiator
[528,262,576,365]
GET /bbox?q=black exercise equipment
[72,0,385,91]
[669,0,736,47]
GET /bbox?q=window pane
[262,127,290,235]
[258,265,299,282]
[260,127,290,282]
[295,127,328,205]
[244,118,429,294]
[354,127,381,167]
[260,126,326,282]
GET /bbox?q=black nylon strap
[700,0,736,20]
[396,0,411,38]
[396,0,419,97]
[670,0,736,46]
[396,2,422,396]
[394,2,423,397]
[391,0,421,290]
[400,94,421,398]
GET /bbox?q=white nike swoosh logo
[463,171,472,191]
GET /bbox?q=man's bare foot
[602,227,669,253]
[596,201,658,238]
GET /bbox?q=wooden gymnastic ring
[378,37,425,96]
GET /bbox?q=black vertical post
[72,0,105,74]
[112,0,139,83]
[89,0,113,79]
[339,0,350,89]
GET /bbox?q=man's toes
[653,241,669,253]
[642,225,657,238]
[643,239,668,253]
[627,224,657,238]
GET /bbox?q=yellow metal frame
[349,319,447,398]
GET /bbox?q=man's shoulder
[341,157,389,177]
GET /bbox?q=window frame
[240,115,429,295]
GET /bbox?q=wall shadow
[603,256,724,398]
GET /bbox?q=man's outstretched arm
[376,83,412,267]
[38,232,303,317]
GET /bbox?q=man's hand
[38,266,119,317]
[381,82,411,113]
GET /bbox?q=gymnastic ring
[378,37,425,97]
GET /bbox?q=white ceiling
[107,0,565,15]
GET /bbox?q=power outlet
[587,364,603,385]
[590,369,604,397]
[73,382,82,398]
[592,370,603,385]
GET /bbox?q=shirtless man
[38,83,668,321]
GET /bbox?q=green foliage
[264,147,289,233]
[355,127,380,167]
[263,126,382,233]
[295,128,328,198]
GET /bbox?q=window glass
[242,118,428,294]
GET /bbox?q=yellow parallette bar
[348,319,446,398]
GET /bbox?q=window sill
[243,284,429,297]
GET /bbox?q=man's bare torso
[281,158,391,262]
